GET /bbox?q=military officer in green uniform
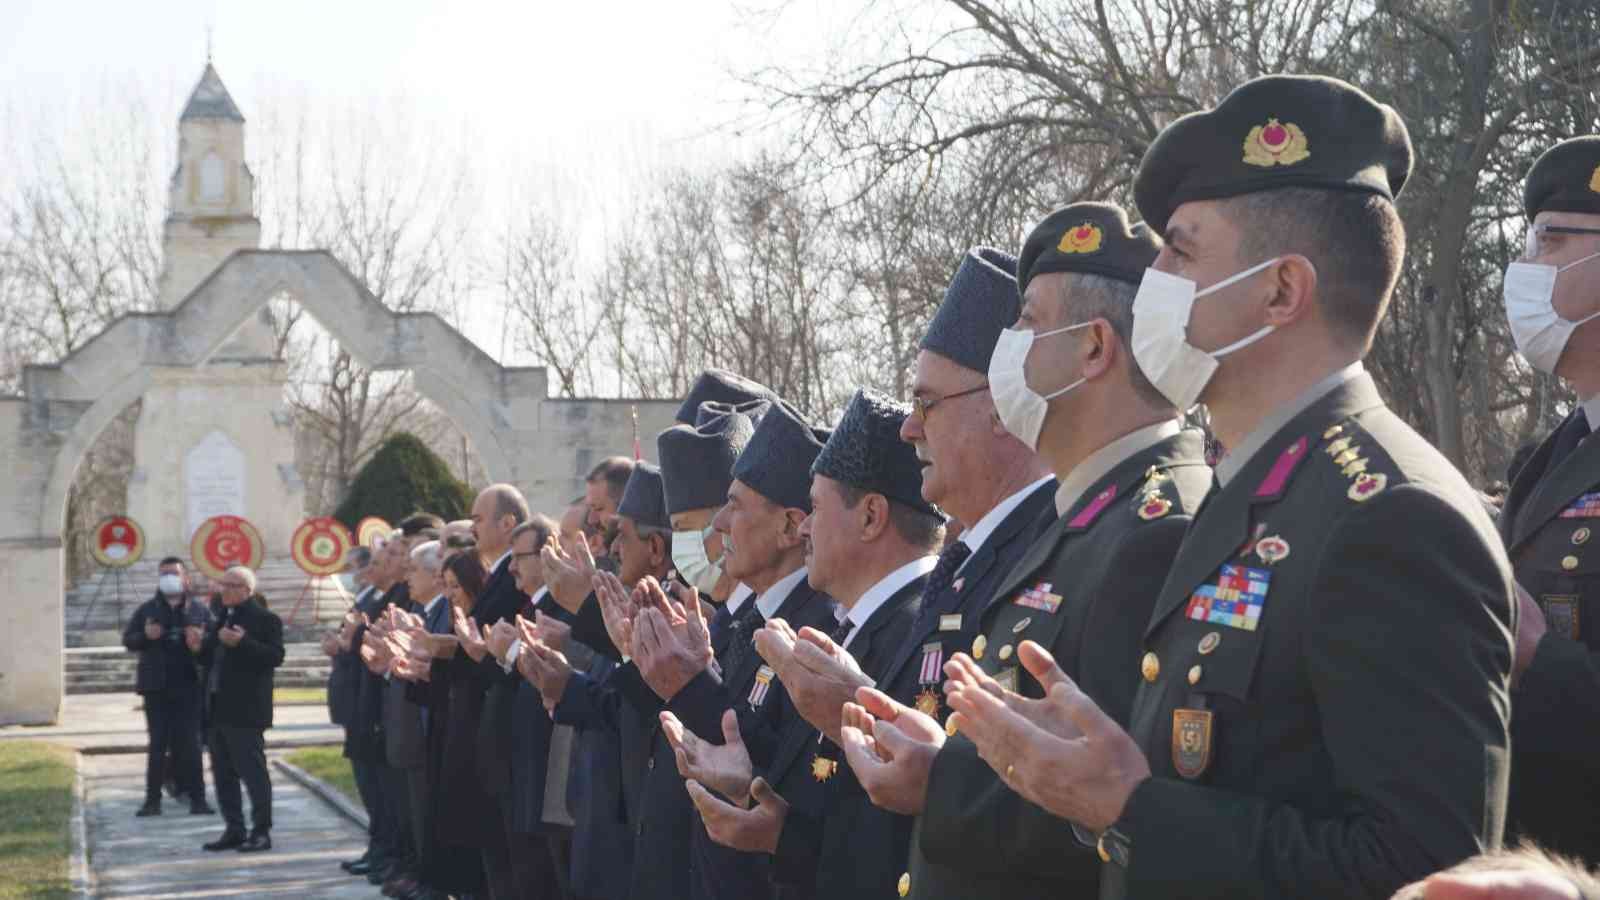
[839,202,1212,900]
[942,74,1515,900]
[1499,135,1600,865]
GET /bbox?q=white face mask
[988,322,1092,451]
[1131,258,1282,411]
[1505,251,1600,374]
[158,574,184,596]
[671,525,724,594]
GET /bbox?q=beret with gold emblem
[1134,74,1413,234]
[1017,202,1162,297]
[1523,136,1600,221]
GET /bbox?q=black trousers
[381,761,415,865]
[209,725,271,832]
[351,753,392,856]
[406,765,432,873]
[141,683,204,804]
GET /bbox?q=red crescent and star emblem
[190,515,265,579]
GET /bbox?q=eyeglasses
[909,384,989,421]
[1526,223,1600,258]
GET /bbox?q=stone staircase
[64,555,351,648]
[64,642,335,694]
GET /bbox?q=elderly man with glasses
[190,565,284,854]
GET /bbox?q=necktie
[722,600,764,677]
[923,541,973,602]
[829,615,855,647]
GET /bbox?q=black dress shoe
[237,831,272,853]
[347,858,378,875]
[189,802,216,815]
[135,802,161,817]
[203,830,246,851]
[339,852,370,872]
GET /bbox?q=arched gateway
[0,248,676,725]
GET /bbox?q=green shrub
[333,432,472,532]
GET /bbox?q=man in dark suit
[123,556,215,817]
[659,399,838,900]
[687,389,944,900]
[453,483,536,899]
[193,565,284,853]
[327,545,376,873]
[844,206,1211,900]
[1498,135,1600,864]
[943,75,1514,900]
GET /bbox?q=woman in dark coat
[416,550,495,895]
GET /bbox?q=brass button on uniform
[1097,835,1112,863]
[898,873,911,897]
[1563,555,1580,571]
[1188,665,1202,685]
[1574,527,1591,546]
[1198,632,1221,655]
[945,717,959,737]
[1141,652,1160,682]
[999,644,1014,661]
[647,757,655,771]
[973,635,988,660]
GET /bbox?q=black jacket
[768,569,930,899]
[1500,409,1600,864]
[915,432,1208,900]
[1105,375,1513,899]
[201,598,285,730]
[327,585,377,726]
[123,593,212,695]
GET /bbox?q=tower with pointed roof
[126,62,302,561]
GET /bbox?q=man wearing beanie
[1499,135,1600,865]
[846,206,1212,900]
[661,399,839,900]
[945,75,1513,900]
[688,389,944,900]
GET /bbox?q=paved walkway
[81,752,373,899]
[0,692,342,752]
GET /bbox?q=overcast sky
[1,0,867,363]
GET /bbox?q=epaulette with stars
[1318,421,1389,503]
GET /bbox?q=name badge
[939,614,962,632]
[1542,595,1581,640]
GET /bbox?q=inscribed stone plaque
[185,430,246,541]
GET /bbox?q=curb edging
[271,757,369,830]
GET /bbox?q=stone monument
[124,64,303,560]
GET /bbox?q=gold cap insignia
[1243,118,1310,168]
[1058,221,1104,254]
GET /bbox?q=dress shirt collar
[960,476,1054,566]
[836,556,938,651]
[1055,419,1182,516]
[756,567,808,620]
[1216,362,1364,487]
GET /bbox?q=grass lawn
[282,746,358,804]
[273,686,327,706]
[0,742,74,900]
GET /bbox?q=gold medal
[811,755,837,782]
[914,688,940,718]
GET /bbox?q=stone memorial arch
[0,250,675,725]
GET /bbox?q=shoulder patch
[1317,417,1401,504]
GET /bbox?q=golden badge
[1171,708,1215,779]
[811,755,837,783]
[1057,221,1104,255]
[1348,472,1387,502]
[1138,494,1172,521]
[1242,118,1310,167]
[914,688,941,718]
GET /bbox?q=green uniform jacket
[1500,409,1600,864]
[1101,374,1514,900]
[911,429,1211,900]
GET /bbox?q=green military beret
[1017,202,1161,298]
[1134,74,1413,234]
[1523,136,1600,221]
